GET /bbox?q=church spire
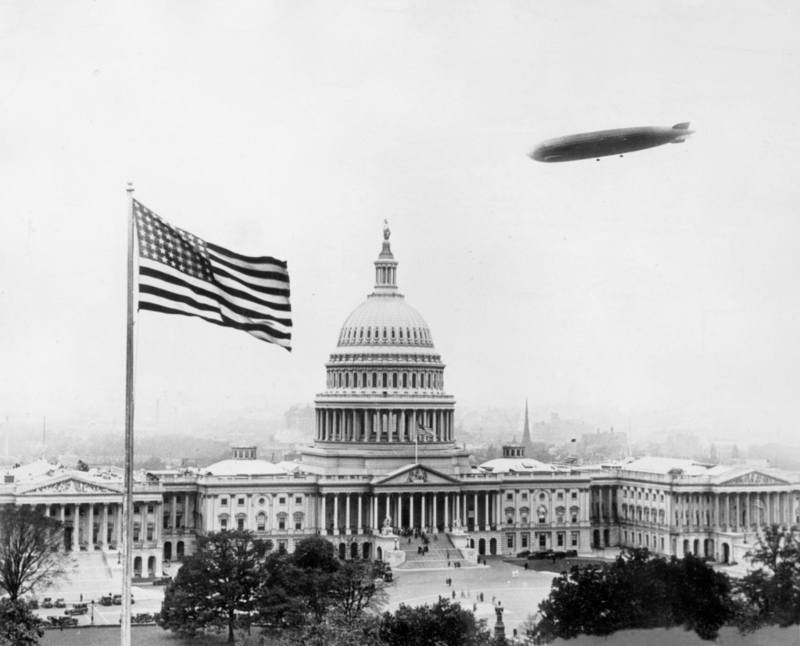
[522,399,532,447]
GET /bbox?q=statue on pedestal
[381,515,393,536]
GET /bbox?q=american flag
[133,200,291,350]
[417,423,435,440]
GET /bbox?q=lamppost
[91,599,95,624]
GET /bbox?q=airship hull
[530,124,694,162]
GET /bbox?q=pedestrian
[492,595,496,603]
[473,603,477,612]
[448,560,451,567]
[524,562,528,570]
[452,590,456,599]
[80,593,83,602]
[461,590,465,599]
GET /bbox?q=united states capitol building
[3,225,799,579]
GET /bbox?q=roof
[618,457,716,476]
[203,459,288,477]
[478,458,562,474]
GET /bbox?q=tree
[159,530,272,643]
[531,549,733,643]
[380,598,493,646]
[329,559,390,621]
[274,610,384,646]
[731,524,800,632]
[0,505,72,601]
[0,599,45,646]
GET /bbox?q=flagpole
[122,182,136,646]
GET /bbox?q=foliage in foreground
[160,530,272,643]
[380,598,494,646]
[0,505,72,601]
[0,598,45,646]
[530,548,733,643]
[731,524,800,632]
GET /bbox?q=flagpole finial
[127,182,135,194]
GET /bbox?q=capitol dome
[307,221,461,471]
[337,296,434,350]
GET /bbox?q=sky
[2,0,799,445]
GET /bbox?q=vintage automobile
[65,603,88,616]
[99,595,114,606]
[42,597,54,609]
[54,598,66,608]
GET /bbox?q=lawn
[40,625,265,646]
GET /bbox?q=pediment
[373,464,461,487]
[718,471,789,486]
[20,477,122,496]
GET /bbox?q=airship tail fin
[672,122,691,130]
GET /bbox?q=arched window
[372,373,377,387]
[412,374,416,388]
[382,373,387,388]
[277,513,287,531]
[362,373,367,387]
[399,328,403,340]
[294,513,304,530]
[392,373,398,388]
[391,327,395,339]
[344,373,349,388]
[382,327,387,340]
[403,373,407,388]
[366,328,371,340]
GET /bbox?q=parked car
[65,604,88,616]
[112,594,134,605]
[99,595,114,606]
[54,598,66,608]
[42,597,54,609]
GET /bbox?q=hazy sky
[2,1,799,444]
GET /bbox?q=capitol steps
[394,534,480,570]
[46,550,118,602]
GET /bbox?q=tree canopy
[531,548,733,643]
[0,599,45,646]
[379,598,493,646]
[0,505,72,601]
[159,530,272,643]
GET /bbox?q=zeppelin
[529,122,695,162]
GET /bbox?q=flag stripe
[134,199,292,349]
[207,241,288,269]
[212,264,291,299]
[139,264,292,329]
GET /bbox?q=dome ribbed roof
[337,295,434,348]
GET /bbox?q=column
[321,494,327,532]
[333,494,339,533]
[444,494,450,530]
[433,493,438,533]
[410,493,415,529]
[60,504,66,523]
[345,494,352,533]
[421,493,427,530]
[398,493,403,528]
[72,504,80,551]
[358,494,363,534]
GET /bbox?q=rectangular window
[237,518,245,531]
[147,504,154,514]
[295,517,302,530]
[571,492,578,500]
[557,532,565,547]
[279,517,286,530]
[295,497,302,505]
[176,496,183,504]
[134,505,140,515]
[221,499,228,507]
[506,493,513,501]
[571,511,578,523]
[133,527,140,542]
[521,493,528,500]
[506,533,515,549]
[176,513,183,528]
[521,533,529,548]
[278,540,287,553]
[220,518,228,530]
[557,492,563,500]
[279,497,286,505]
[539,533,547,549]
[147,526,154,541]
[257,517,266,531]
[163,514,170,529]
[238,498,245,506]
[571,532,579,547]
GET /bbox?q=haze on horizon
[2,1,800,447]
